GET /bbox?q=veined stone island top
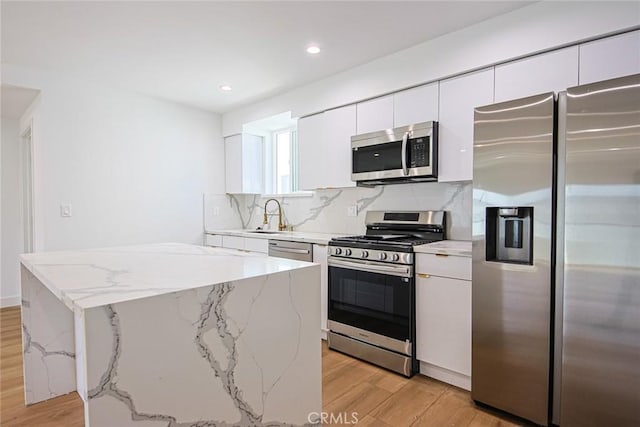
[19,243,315,311]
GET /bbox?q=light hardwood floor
[1,306,521,426]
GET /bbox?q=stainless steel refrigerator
[471,73,640,426]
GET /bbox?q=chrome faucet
[263,198,287,231]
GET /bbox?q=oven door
[327,257,414,354]
[351,138,405,181]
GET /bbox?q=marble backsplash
[204,181,472,240]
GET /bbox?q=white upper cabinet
[297,113,325,191]
[224,133,263,194]
[495,46,579,102]
[324,105,357,188]
[579,30,640,85]
[438,68,494,182]
[298,105,357,190]
[393,83,439,128]
[356,95,393,134]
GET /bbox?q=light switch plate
[60,204,72,217]
[347,204,358,217]
[213,206,220,216]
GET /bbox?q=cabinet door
[356,95,393,134]
[416,275,471,376]
[313,244,328,335]
[221,235,244,251]
[204,234,223,247]
[495,46,578,102]
[324,105,357,188]
[244,237,268,254]
[297,113,326,190]
[579,30,640,85]
[438,68,494,182]
[393,83,439,128]
[224,135,243,193]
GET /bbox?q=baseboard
[321,329,327,341]
[419,360,471,391]
[1,295,21,308]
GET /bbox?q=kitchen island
[19,243,321,426]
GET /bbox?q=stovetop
[329,210,446,258]
[330,234,440,251]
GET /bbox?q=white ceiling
[1,85,40,119]
[1,1,531,114]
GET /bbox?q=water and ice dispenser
[486,207,533,265]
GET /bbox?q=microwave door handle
[401,132,409,176]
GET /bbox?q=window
[243,111,308,196]
[273,128,298,194]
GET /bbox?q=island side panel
[83,264,321,427]
[20,264,77,405]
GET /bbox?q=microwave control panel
[409,137,430,167]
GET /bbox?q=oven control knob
[335,248,342,255]
[361,250,369,258]
[345,249,352,256]
[378,253,387,260]
[392,253,400,262]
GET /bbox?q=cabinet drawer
[416,253,471,280]
[204,234,223,247]
[244,237,268,254]
[221,235,244,251]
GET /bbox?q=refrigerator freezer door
[561,73,640,427]
[472,92,555,425]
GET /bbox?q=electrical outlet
[347,204,358,217]
[213,206,220,216]
[60,204,72,218]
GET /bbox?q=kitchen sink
[245,230,281,234]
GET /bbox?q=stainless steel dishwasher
[268,240,313,262]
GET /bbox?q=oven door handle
[328,257,412,278]
[401,131,409,176]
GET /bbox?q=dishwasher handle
[270,247,310,255]
[268,240,314,262]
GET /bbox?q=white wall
[222,1,639,134]
[1,117,22,306]
[3,65,225,254]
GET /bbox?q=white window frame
[268,126,299,195]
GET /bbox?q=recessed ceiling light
[306,45,321,55]
[219,84,232,91]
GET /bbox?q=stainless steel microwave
[351,121,438,186]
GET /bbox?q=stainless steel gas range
[327,210,446,377]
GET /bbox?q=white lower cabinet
[221,235,245,251]
[203,234,268,254]
[313,244,329,339]
[204,234,223,247]
[415,253,472,390]
[244,237,269,253]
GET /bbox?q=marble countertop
[414,240,472,257]
[19,243,316,311]
[206,229,347,245]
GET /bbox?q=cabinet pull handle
[417,273,431,279]
[435,253,449,257]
